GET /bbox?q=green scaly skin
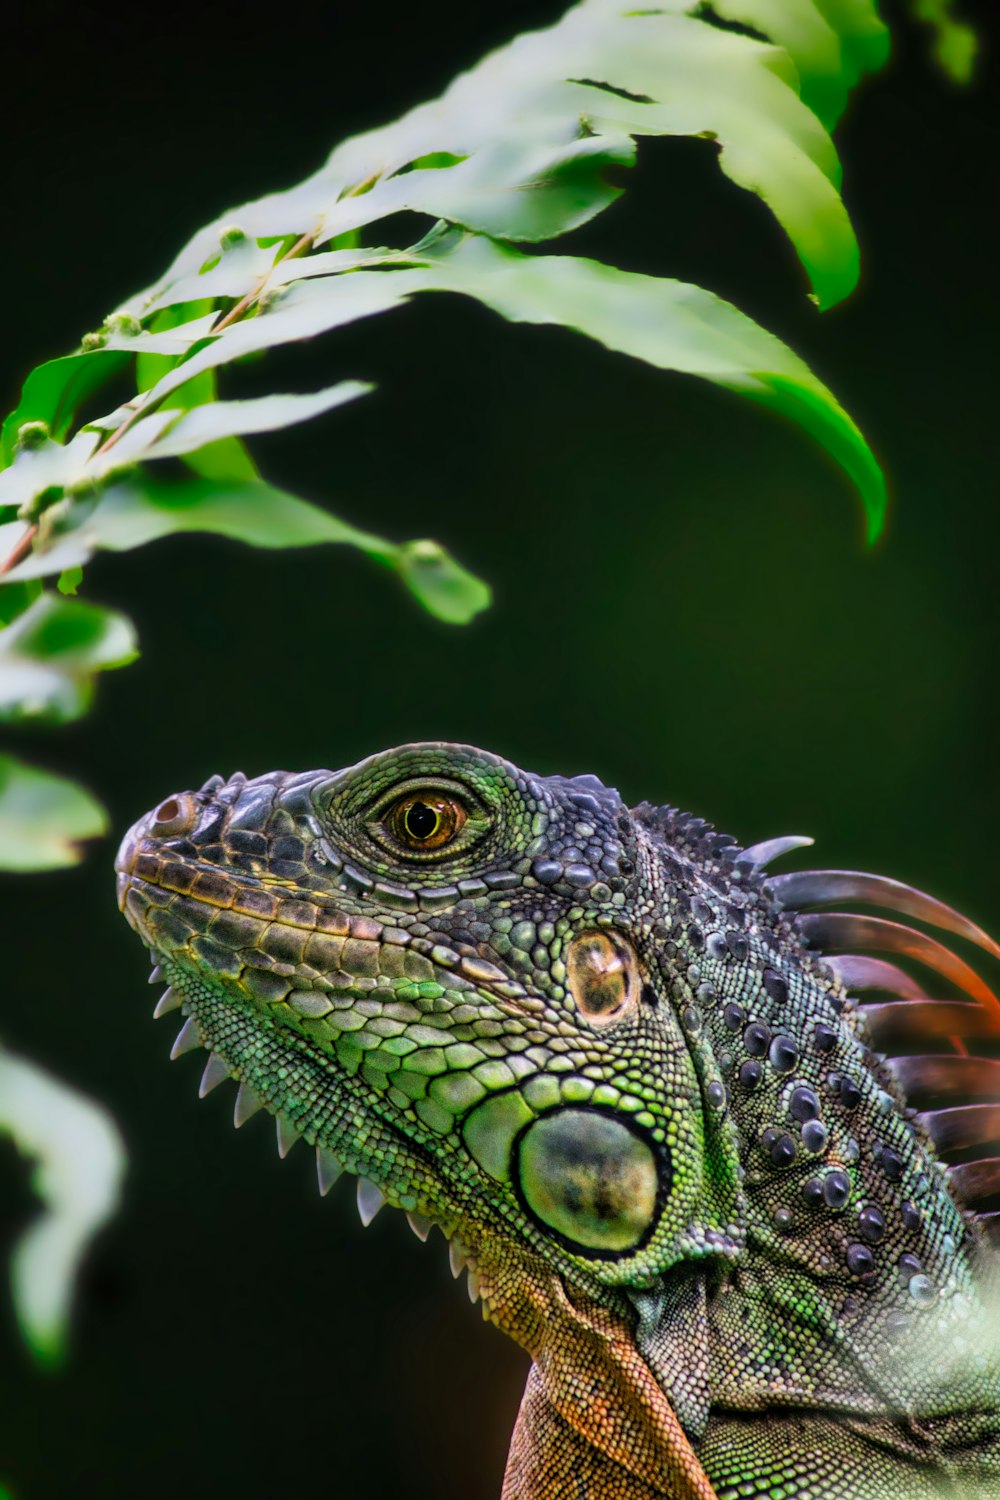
[115,743,1000,1499]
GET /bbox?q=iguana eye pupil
[405,801,439,839]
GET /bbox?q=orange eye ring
[389,793,466,851]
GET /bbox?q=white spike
[275,1115,300,1159]
[356,1178,385,1227]
[169,1018,201,1059]
[449,1239,468,1278]
[316,1147,343,1197]
[740,834,814,871]
[233,1081,264,1128]
[198,1054,230,1097]
[153,986,182,1018]
[467,1269,481,1303]
[406,1211,433,1242]
[148,964,164,985]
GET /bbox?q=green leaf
[0,385,369,524]
[134,298,217,398]
[416,234,886,540]
[0,593,138,723]
[1,351,128,469]
[0,578,42,625]
[140,381,375,461]
[57,566,83,595]
[0,1044,125,1364]
[708,0,889,127]
[135,301,260,483]
[397,539,493,625]
[0,475,489,623]
[0,754,108,870]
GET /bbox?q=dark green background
[1,2,996,1495]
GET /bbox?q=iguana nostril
[151,793,197,836]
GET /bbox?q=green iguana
[115,742,1000,1498]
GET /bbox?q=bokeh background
[1,2,997,1495]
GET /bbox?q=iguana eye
[388,793,466,851]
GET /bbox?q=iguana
[115,742,1000,1498]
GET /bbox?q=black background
[1,2,997,1496]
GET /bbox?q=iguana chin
[115,742,1000,1499]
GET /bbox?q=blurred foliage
[0,1046,124,1364]
[910,0,978,81]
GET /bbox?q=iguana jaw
[115,836,630,1320]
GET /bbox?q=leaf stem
[0,524,38,577]
[92,225,321,465]
[211,229,316,334]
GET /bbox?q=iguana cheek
[514,1108,666,1255]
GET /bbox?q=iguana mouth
[114,789,636,1305]
[116,847,521,1250]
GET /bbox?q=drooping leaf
[0,1044,125,1364]
[125,233,886,540]
[0,593,138,723]
[0,755,107,870]
[416,234,886,539]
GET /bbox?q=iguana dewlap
[115,742,1000,1498]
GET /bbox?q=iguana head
[116,740,1000,1458]
[115,742,747,1300]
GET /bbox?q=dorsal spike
[824,955,927,1000]
[406,1210,433,1241]
[769,869,1000,961]
[449,1238,468,1277]
[946,1158,1000,1206]
[148,964,164,985]
[885,1055,1000,1108]
[861,1000,1000,1051]
[738,835,814,871]
[915,1105,1000,1156]
[797,913,999,1012]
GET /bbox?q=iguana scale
[115,743,1000,1498]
